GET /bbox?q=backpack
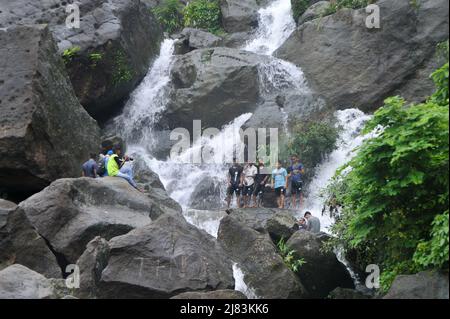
[97,157,107,176]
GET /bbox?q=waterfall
[115,39,176,152]
[300,109,372,231]
[244,0,297,55]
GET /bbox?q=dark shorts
[227,184,242,196]
[243,185,255,196]
[275,187,286,197]
[253,183,265,196]
[291,181,303,195]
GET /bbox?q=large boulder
[0,0,163,121]
[99,214,235,298]
[286,231,354,298]
[276,0,450,111]
[218,215,308,299]
[0,264,57,299]
[383,271,449,299]
[188,176,224,210]
[162,47,268,130]
[18,177,181,263]
[175,28,223,54]
[0,199,16,228]
[0,25,101,196]
[298,1,330,25]
[226,208,299,243]
[171,290,247,299]
[0,209,61,278]
[75,237,110,299]
[220,0,261,33]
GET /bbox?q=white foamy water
[244,0,296,55]
[300,109,372,231]
[116,39,176,150]
[233,264,258,299]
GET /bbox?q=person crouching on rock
[271,161,288,209]
[107,147,141,191]
[82,153,98,178]
[304,211,321,233]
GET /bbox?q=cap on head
[107,150,114,156]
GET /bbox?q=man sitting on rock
[304,211,321,233]
[107,147,140,191]
[81,153,98,178]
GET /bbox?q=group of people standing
[81,146,141,191]
[226,155,305,210]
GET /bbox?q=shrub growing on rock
[184,0,222,34]
[152,0,185,34]
[325,56,449,291]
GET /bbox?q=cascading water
[301,109,372,231]
[244,0,297,55]
[114,0,371,297]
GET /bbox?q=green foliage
[62,46,81,65]
[277,238,306,273]
[112,50,133,86]
[183,0,222,34]
[429,62,449,106]
[327,94,449,291]
[429,41,449,106]
[152,0,184,34]
[287,120,340,182]
[291,0,311,22]
[89,53,103,68]
[413,210,449,269]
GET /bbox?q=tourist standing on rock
[226,157,244,208]
[304,211,321,233]
[253,159,269,208]
[82,154,98,178]
[243,161,258,208]
[107,147,140,191]
[272,161,288,209]
[288,155,305,209]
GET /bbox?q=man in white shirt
[243,161,258,208]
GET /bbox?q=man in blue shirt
[288,155,305,209]
[82,154,98,178]
[272,161,288,209]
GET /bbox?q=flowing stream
[114,0,370,298]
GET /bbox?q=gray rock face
[0,209,61,278]
[163,47,267,130]
[0,199,16,228]
[0,265,55,299]
[286,231,354,298]
[276,0,450,111]
[171,290,247,299]
[75,237,110,299]
[99,214,235,298]
[226,208,299,243]
[220,0,260,33]
[298,1,330,25]
[18,177,178,263]
[189,176,223,210]
[0,0,163,120]
[175,28,223,54]
[0,25,101,195]
[384,271,449,299]
[218,215,308,299]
